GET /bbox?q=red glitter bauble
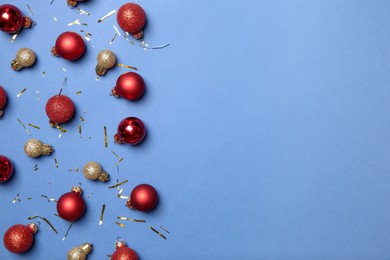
[57,188,86,222]
[114,117,146,145]
[0,86,7,117]
[52,32,85,61]
[0,5,23,33]
[112,247,139,260]
[112,72,145,101]
[45,95,75,125]
[127,184,158,212]
[3,224,38,254]
[0,155,13,183]
[116,3,146,39]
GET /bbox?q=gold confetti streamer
[17,118,31,136]
[115,221,125,228]
[68,168,80,172]
[110,33,117,45]
[117,64,138,71]
[78,125,82,138]
[28,216,58,234]
[160,226,170,234]
[36,90,40,102]
[68,19,87,26]
[27,4,34,15]
[54,158,59,168]
[62,77,67,86]
[50,0,55,5]
[17,88,27,97]
[98,10,116,23]
[80,116,85,122]
[10,32,19,43]
[34,164,39,171]
[113,25,121,36]
[149,226,167,240]
[27,198,32,200]
[12,193,21,203]
[53,17,57,22]
[104,126,108,148]
[41,195,57,203]
[62,223,73,240]
[108,180,128,189]
[28,123,40,129]
[42,71,46,77]
[99,204,106,225]
[77,8,90,15]
[76,91,82,94]
[117,216,146,223]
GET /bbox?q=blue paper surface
[1,0,390,259]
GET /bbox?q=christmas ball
[51,32,85,61]
[57,186,86,222]
[112,72,145,101]
[24,139,54,158]
[11,48,36,71]
[96,50,116,76]
[82,162,109,182]
[0,155,13,183]
[112,240,138,260]
[45,95,75,126]
[67,0,87,8]
[0,86,7,117]
[114,117,146,145]
[67,243,92,260]
[127,184,158,212]
[3,223,38,254]
[116,3,146,39]
[0,4,31,33]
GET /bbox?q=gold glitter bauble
[11,48,36,71]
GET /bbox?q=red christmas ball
[57,187,86,222]
[112,72,145,101]
[127,184,158,212]
[0,86,7,117]
[52,32,85,61]
[45,95,75,125]
[0,155,13,183]
[3,223,38,254]
[112,241,139,260]
[116,3,146,39]
[114,117,146,145]
[0,5,23,33]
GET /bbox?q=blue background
[1,0,390,259]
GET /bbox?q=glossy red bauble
[116,3,146,39]
[0,155,13,183]
[112,72,145,101]
[127,184,158,212]
[51,32,85,61]
[0,86,7,117]
[0,5,23,33]
[57,187,86,222]
[45,95,75,125]
[3,223,38,254]
[114,117,146,145]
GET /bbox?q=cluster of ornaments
[1,2,161,259]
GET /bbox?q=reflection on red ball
[113,72,145,101]
[127,184,158,212]
[0,155,13,183]
[53,32,85,61]
[3,225,35,254]
[57,192,86,222]
[116,3,146,39]
[112,247,139,260]
[45,95,75,125]
[115,117,146,145]
[0,4,23,33]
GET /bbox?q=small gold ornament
[67,243,92,260]
[11,48,36,71]
[82,162,109,182]
[24,139,54,158]
[95,50,116,76]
